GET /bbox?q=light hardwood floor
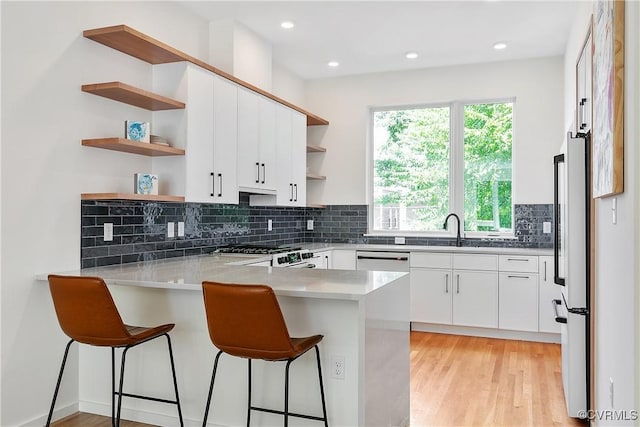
[52,332,586,427]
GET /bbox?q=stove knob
[278,257,287,264]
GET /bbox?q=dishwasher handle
[357,255,409,261]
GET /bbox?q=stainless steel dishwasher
[356,251,410,272]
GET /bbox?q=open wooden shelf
[307,144,327,153]
[83,25,328,126]
[306,204,327,209]
[82,193,185,202]
[306,173,327,181]
[82,138,185,156]
[81,82,185,111]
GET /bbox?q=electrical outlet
[543,222,551,234]
[395,236,405,244]
[103,223,113,242]
[177,221,185,237]
[307,219,314,231]
[268,219,273,231]
[167,222,175,238]
[331,355,345,380]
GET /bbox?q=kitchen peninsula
[39,254,410,427]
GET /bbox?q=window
[371,100,513,235]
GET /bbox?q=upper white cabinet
[252,105,307,206]
[237,88,277,193]
[152,63,238,204]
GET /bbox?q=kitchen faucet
[443,213,463,247]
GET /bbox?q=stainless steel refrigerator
[553,130,590,418]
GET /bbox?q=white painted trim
[79,401,198,427]
[19,402,78,427]
[411,322,561,344]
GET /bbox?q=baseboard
[19,402,78,427]
[411,322,561,343]
[79,401,207,427]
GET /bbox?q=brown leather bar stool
[46,275,184,427]
[201,281,329,427]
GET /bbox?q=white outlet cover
[177,221,185,237]
[167,222,175,238]
[395,236,406,244]
[103,223,113,242]
[543,222,551,234]
[268,219,273,231]
[307,219,314,230]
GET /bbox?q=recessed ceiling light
[493,42,507,50]
[327,61,340,67]
[405,52,419,60]
[280,21,295,29]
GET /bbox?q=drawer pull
[507,258,529,262]
[507,275,530,279]
[445,273,449,293]
[456,274,460,294]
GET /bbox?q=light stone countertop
[38,254,407,301]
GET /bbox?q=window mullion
[450,102,464,232]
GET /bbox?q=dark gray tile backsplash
[81,197,553,267]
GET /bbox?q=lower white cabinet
[452,270,498,328]
[538,256,561,333]
[498,272,539,332]
[411,253,498,328]
[331,250,356,270]
[309,250,332,269]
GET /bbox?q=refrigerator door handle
[553,153,566,286]
[562,292,589,316]
[552,299,567,324]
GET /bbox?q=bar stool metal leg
[116,346,130,427]
[314,345,329,427]
[111,348,116,427]
[202,350,223,427]
[165,334,185,427]
[45,339,74,427]
[284,358,294,427]
[247,359,252,427]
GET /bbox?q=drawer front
[499,255,539,273]
[453,254,498,271]
[410,252,452,269]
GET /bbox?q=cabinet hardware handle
[507,275,530,279]
[445,273,449,293]
[294,183,298,201]
[580,97,588,129]
[507,258,528,262]
[544,261,547,281]
[256,162,260,183]
[210,172,215,197]
[261,163,266,184]
[289,183,293,202]
[218,173,222,197]
[456,274,460,294]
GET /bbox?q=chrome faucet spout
[443,213,463,247]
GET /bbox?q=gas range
[214,245,301,255]
[272,249,314,268]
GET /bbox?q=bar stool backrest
[48,275,131,346]
[202,282,296,360]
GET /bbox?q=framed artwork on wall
[592,0,625,198]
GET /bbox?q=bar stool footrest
[250,405,327,422]
[116,391,180,405]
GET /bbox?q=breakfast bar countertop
[37,254,408,301]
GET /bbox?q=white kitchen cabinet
[498,255,539,332]
[498,272,538,332]
[152,63,238,204]
[237,88,277,192]
[331,250,356,270]
[576,28,592,134]
[291,111,307,206]
[411,252,498,328]
[411,268,452,324]
[538,256,561,333]
[452,270,498,328]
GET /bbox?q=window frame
[367,97,516,239]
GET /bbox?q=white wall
[272,61,306,107]
[563,2,639,424]
[304,57,564,205]
[0,2,209,425]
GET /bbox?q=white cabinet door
[275,104,294,205]
[184,66,215,203]
[237,88,260,189]
[452,270,498,328]
[331,250,356,270]
[410,268,452,324]
[258,96,277,190]
[499,273,539,332]
[212,75,238,204]
[291,111,307,206]
[538,256,562,333]
[309,250,332,269]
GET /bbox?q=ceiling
[181,1,580,80]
